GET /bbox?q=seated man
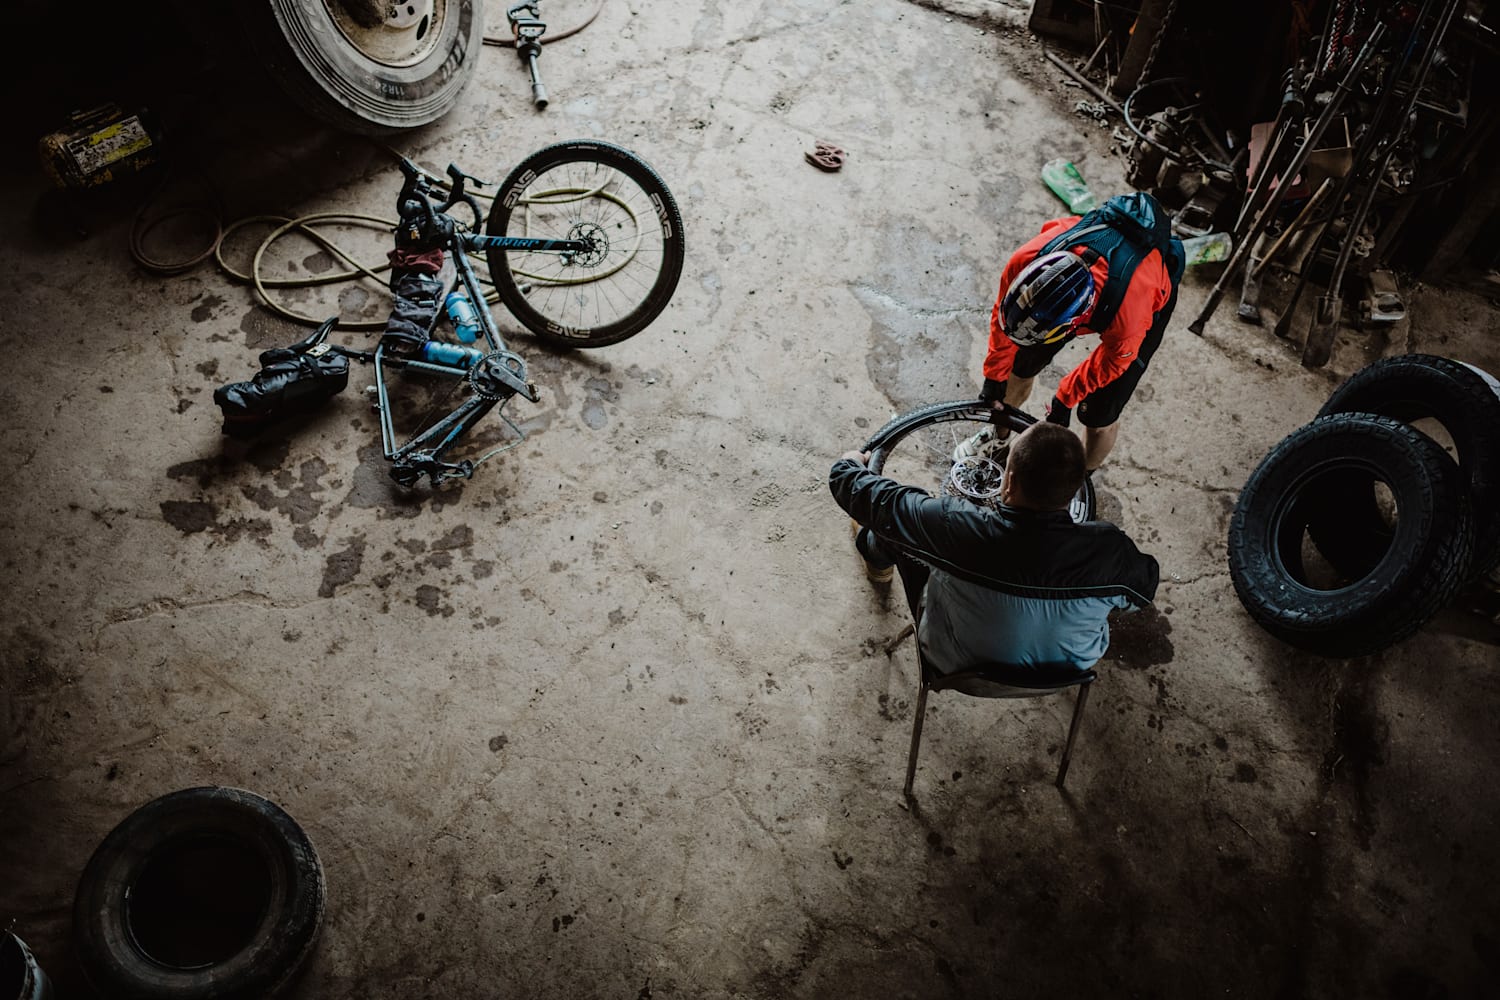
[829,422,1158,675]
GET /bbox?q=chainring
[468,351,525,400]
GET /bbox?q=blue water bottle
[445,289,482,344]
[420,341,486,368]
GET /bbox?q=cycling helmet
[1000,250,1096,346]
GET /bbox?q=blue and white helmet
[1000,250,1096,346]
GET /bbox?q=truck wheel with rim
[241,0,482,134]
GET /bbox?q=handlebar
[442,164,487,229]
[393,156,488,243]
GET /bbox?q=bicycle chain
[1135,0,1180,91]
[1322,0,1350,75]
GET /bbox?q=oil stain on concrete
[241,457,332,525]
[320,534,367,598]
[160,499,219,535]
[581,376,619,430]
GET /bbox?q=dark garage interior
[4,1,1500,997]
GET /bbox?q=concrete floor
[4,1,1500,997]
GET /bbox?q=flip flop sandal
[805,141,846,172]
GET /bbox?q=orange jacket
[984,216,1175,409]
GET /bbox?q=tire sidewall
[485,141,686,347]
[1316,354,1500,574]
[257,0,480,131]
[73,787,325,1000]
[1228,413,1469,655]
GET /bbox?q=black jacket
[830,459,1158,603]
[830,458,1158,672]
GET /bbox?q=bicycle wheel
[485,140,685,348]
[863,400,1097,523]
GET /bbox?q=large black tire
[1313,354,1500,578]
[1228,413,1473,658]
[240,0,482,134]
[862,400,1097,523]
[72,787,325,1000]
[485,141,686,348]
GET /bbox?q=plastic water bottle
[420,341,486,368]
[1180,232,1233,265]
[1041,158,1098,214]
[445,289,482,344]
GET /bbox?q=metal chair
[889,560,1098,798]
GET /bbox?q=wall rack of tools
[1036,0,1498,368]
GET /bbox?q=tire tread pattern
[1315,353,1500,577]
[1228,413,1473,657]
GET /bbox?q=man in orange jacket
[956,193,1184,471]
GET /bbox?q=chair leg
[1055,681,1092,788]
[903,683,931,801]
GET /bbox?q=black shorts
[1011,282,1179,428]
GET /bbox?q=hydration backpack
[1039,192,1185,333]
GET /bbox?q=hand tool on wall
[1251,178,1334,283]
[1301,0,1464,367]
[1269,0,1446,343]
[1186,20,1387,335]
[1237,233,1270,325]
[1234,68,1306,235]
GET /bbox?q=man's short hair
[1007,422,1085,510]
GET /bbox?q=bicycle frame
[329,207,593,487]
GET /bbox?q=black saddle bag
[213,320,349,438]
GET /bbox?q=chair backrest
[896,561,1100,697]
[893,559,1101,796]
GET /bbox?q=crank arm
[472,350,538,402]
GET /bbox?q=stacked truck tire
[1228,355,1500,657]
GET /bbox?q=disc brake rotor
[566,222,608,267]
[944,456,1006,509]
